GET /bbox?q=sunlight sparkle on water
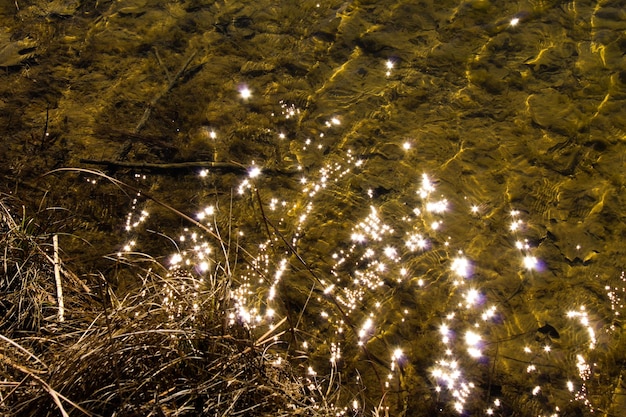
[418,173,435,198]
[239,85,252,99]
[248,166,261,178]
[406,232,428,251]
[451,255,471,278]
[523,255,538,270]
[385,59,394,76]
[567,306,597,350]
[463,288,481,308]
[426,199,448,213]
[170,253,183,265]
[465,330,481,347]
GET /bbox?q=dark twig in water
[81,158,247,173]
[116,50,198,161]
[134,50,197,135]
[39,105,49,151]
[153,47,172,84]
[79,158,298,176]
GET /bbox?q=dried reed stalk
[52,234,64,322]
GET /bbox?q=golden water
[1,0,625,415]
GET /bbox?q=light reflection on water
[121,96,622,416]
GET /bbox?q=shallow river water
[2,0,626,416]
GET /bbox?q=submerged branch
[81,159,247,173]
[79,159,297,175]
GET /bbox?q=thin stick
[153,47,172,83]
[134,50,197,134]
[40,105,49,150]
[254,188,274,251]
[53,234,64,322]
[115,50,198,161]
[37,245,91,294]
[79,158,297,176]
[81,159,246,172]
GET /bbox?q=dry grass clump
[0,199,61,335]
[0,198,329,416]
